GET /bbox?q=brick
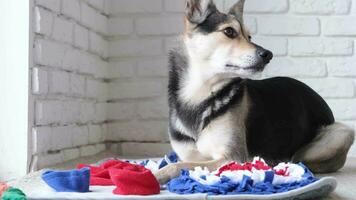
[49,70,70,94]
[108,143,121,153]
[34,7,53,36]
[85,0,105,12]
[301,78,354,98]
[95,103,107,122]
[62,148,80,162]
[225,0,288,13]
[78,52,107,76]
[52,17,73,44]
[289,38,353,56]
[108,80,166,100]
[72,126,89,146]
[108,61,136,79]
[81,3,107,34]
[93,59,109,79]
[323,17,356,36]
[61,0,81,21]
[109,39,163,57]
[252,37,287,56]
[137,58,168,77]
[103,0,111,14]
[80,145,99,157]
[51,126,73,150]
[35,100,63,125]
[37,152,63,169]
[78,52,97,75]
[137,98,168,119]
[34,39,67,68]
[62,101,81,123]
[353,2,356,14]
[96,143,106,152]
[69,74,86,96]
[107,121,169,142]
[326,99,356,120]
[136,17,183,35]
[259,17,319,36]
[62,49,81,71]
[89,32,108,57]
[36,0,60,12]
[244,17,257,34]
[110,0,162,14]
[74,25,89,50]
[164,0,184,12]
[101,124,108,140]
[32,67,49,94]
[86,79,108,101]
[328,58,356,77]
[88,125,103,143]
[108,18,134,36]
[291,0,351,15]
[79,102,96,123]
[120,142,171,156]
[106,102,136,120]
[32,127,52,154]
[264,58,327,77]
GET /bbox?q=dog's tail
[292,122,355,173]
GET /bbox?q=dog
[154,0,355,184]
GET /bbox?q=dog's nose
[257,48,273,63]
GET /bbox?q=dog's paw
[154,164,181,185]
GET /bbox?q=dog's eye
[248,35,252,40]
[223,27,238,39]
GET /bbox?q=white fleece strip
[189,161,306,186]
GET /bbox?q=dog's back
[244,77,335,163]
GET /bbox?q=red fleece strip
[77,160,160,195]
[216,160,271,176]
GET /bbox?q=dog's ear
[185,0,217,24]
[228,0,245,24]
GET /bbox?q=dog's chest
[196,111,237,159]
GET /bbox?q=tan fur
[292,122,355,173]
[154,158,228,185]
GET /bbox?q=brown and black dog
[154,0,355,184]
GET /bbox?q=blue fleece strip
[139,151,179,169]
[167,163,318,195]
[42,167,90,193]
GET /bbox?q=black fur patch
[244,77,335,161]
[169,126,196,142]
[197,12,229,33]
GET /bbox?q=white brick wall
[30,0,356,165]
[31,0,109,169]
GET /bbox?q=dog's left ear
[185,0,217,24]
[228,0,245,24]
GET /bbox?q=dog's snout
[257,48,273,63]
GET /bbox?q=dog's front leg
[154,158,228,184]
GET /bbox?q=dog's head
[183,0,273,78]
